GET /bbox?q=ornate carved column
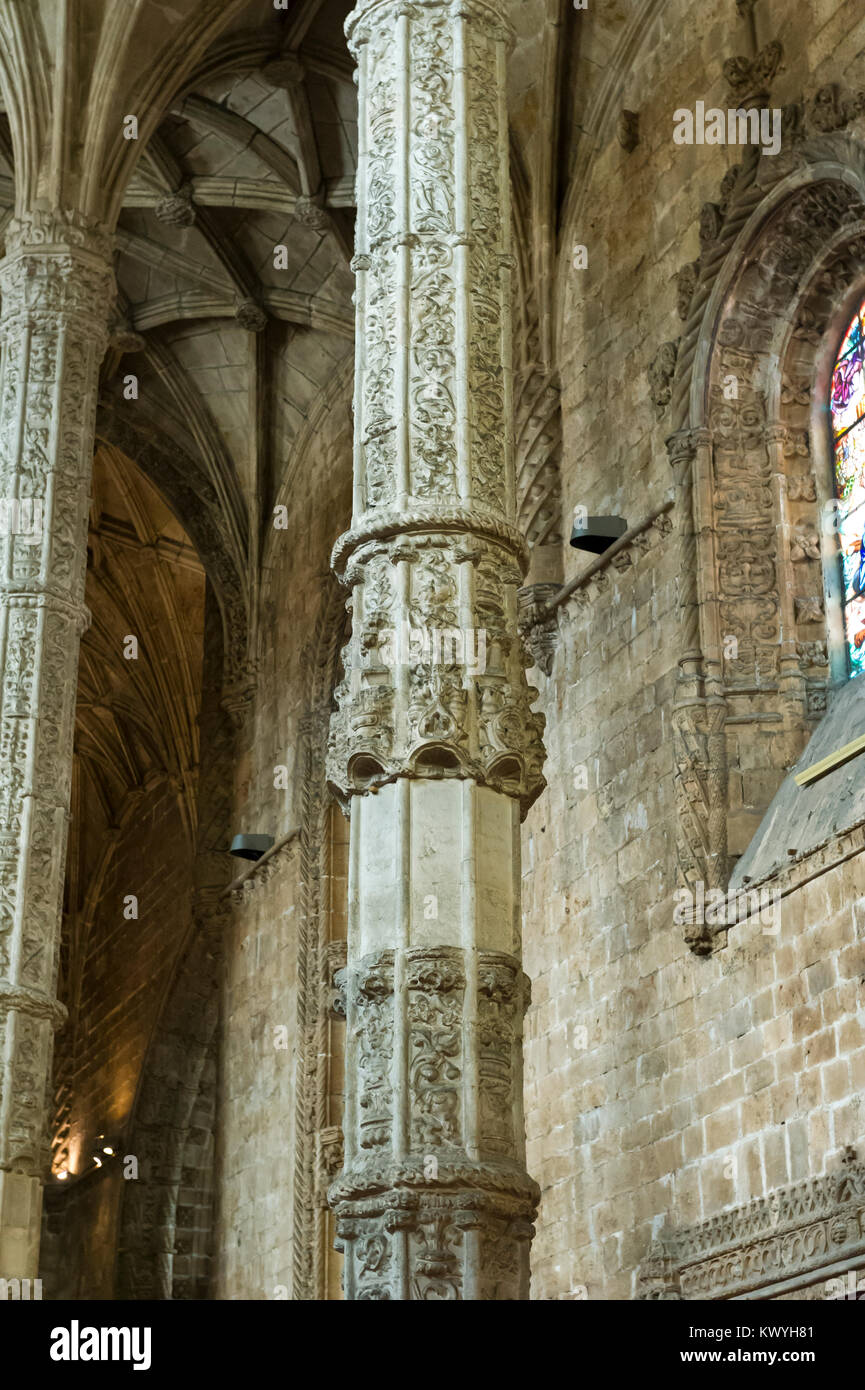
[0,213,113,1278]
[327,0,546,1299]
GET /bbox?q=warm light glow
[103,1146,114,1156]
[92,1155,103,1169]
[57,1169,69,1181]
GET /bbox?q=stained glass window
[830,299,865,678]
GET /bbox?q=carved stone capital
[3,209,114,263]
[666,428,710,471]
[0,984,68,1031]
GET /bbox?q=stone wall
[520,0,865,1300]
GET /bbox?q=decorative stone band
[3,210,114,263]
[0,588,91,637]
[516,505,674,675]
[0,983,67,1031]
[0,246,114,342]
[723,816,865,907]
[331,943,538,1298]
[527,500,675,627]
[330,505,530,581]
[346,0,514,56]
[331,1161,539,1301]
[327,523,547,812]
[638,1159,865,1300]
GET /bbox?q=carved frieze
[638,1159,865,1301]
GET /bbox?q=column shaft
[328,0,546,1300]
[0,212,113,1279]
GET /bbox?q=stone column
[327,0,546,1300]
[0,212,113,1279]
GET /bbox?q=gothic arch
[666,131,865,949]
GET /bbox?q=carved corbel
[647,340,679,420]
[154,182,196,227]
[517,583,559,676]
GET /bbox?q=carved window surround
[659,129,865,950]
[638,1156,865,1300]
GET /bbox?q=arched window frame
[663,159,865,948]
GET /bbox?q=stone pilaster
[327,0,546,1299]
[668,427,729,954]
[0,212,113,1279]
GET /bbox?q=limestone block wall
[521,0,865,1300]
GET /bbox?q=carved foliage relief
[352,2,511,518]
[332,944,535,1301]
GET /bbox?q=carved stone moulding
[327,720,547,822]
[331,1175,538,1301]
[335,941,536,1296]
[330,505,530,579]
[3,209,114,263]
[343,945,530,1146]
[0,983,68,1032]
[0,252,114,345]
[328,520,546,812]
[345,0,515,57]
[638,1159,865,1300]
